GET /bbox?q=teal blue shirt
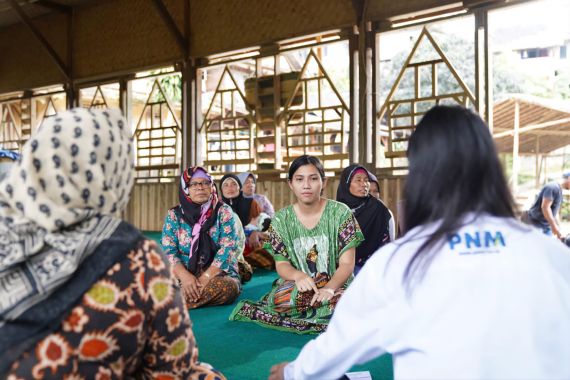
[161,203,244,280]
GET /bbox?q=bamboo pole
[512,101,520,194]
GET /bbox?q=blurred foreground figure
[1,108,225,380]
[269,106,570,380]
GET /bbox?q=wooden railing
[124,173,406,234]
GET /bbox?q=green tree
[378,29,566,104]
[156,74,182,103]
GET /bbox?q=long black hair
[288,155,325,181]
[403,105,516,284]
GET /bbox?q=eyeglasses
[189,180,211,189]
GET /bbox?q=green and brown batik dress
[230,199,363,334]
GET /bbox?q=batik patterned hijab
[0,108,134,324]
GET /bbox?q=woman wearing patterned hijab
[161,166,245,309]
[1,109,224,379]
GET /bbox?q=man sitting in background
[526,172,570,238]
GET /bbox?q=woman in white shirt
[269,105,570,380]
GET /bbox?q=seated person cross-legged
[230,155,363,334]
[161,166,244,309]
[220,174,274,272]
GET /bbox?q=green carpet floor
[144,231,393,380]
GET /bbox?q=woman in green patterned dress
[230,155,363,334]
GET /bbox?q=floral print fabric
[161,203,243,281]
[8,239,225,380]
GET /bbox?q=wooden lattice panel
[88,86,109,109]
[201,66,255,173]
[0,102,23,152]
[80,84,121,110]
[281,49,350,163]
[133,79,182,181]
[378,28,476,162]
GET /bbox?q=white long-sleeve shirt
[285,214,570,380]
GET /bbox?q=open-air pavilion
[1,1,569,378]
[493,96,570,195]
[0,0,541,230]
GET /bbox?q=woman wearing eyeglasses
[161,167,244,309]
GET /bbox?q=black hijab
[176,166,222,274]
[337,164,392,266]
[220,173,253,227]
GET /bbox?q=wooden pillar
[373,31,381,168]
[181,60,196,169]
[353,0,375,169]
[349,26,359,163]
[182,0,194,168]
[194,65,203,166]
[119,77,129,117]
[535,136,540,189]
[65,83,77,109]
[474,9,492,129]
[364,23,375,166]
[512,101,520,194]
[66,8,75,109]
[273,54,283,170]
[356,21,374,166]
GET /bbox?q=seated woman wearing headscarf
[368,171,397,240]
[337,165,394,274]
[220,174,275,270]
[237,172,275,217]
[161,167,243,309]
[1,109,224,379]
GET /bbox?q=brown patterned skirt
[185,274,241,309]
[244,248,275,270]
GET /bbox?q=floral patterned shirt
[8,239,225,380]
[161,203,243,280]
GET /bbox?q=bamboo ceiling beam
[503,130,570,137]
[149,0,188,58]
[7,0,70,82]
[493,117,570,138]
